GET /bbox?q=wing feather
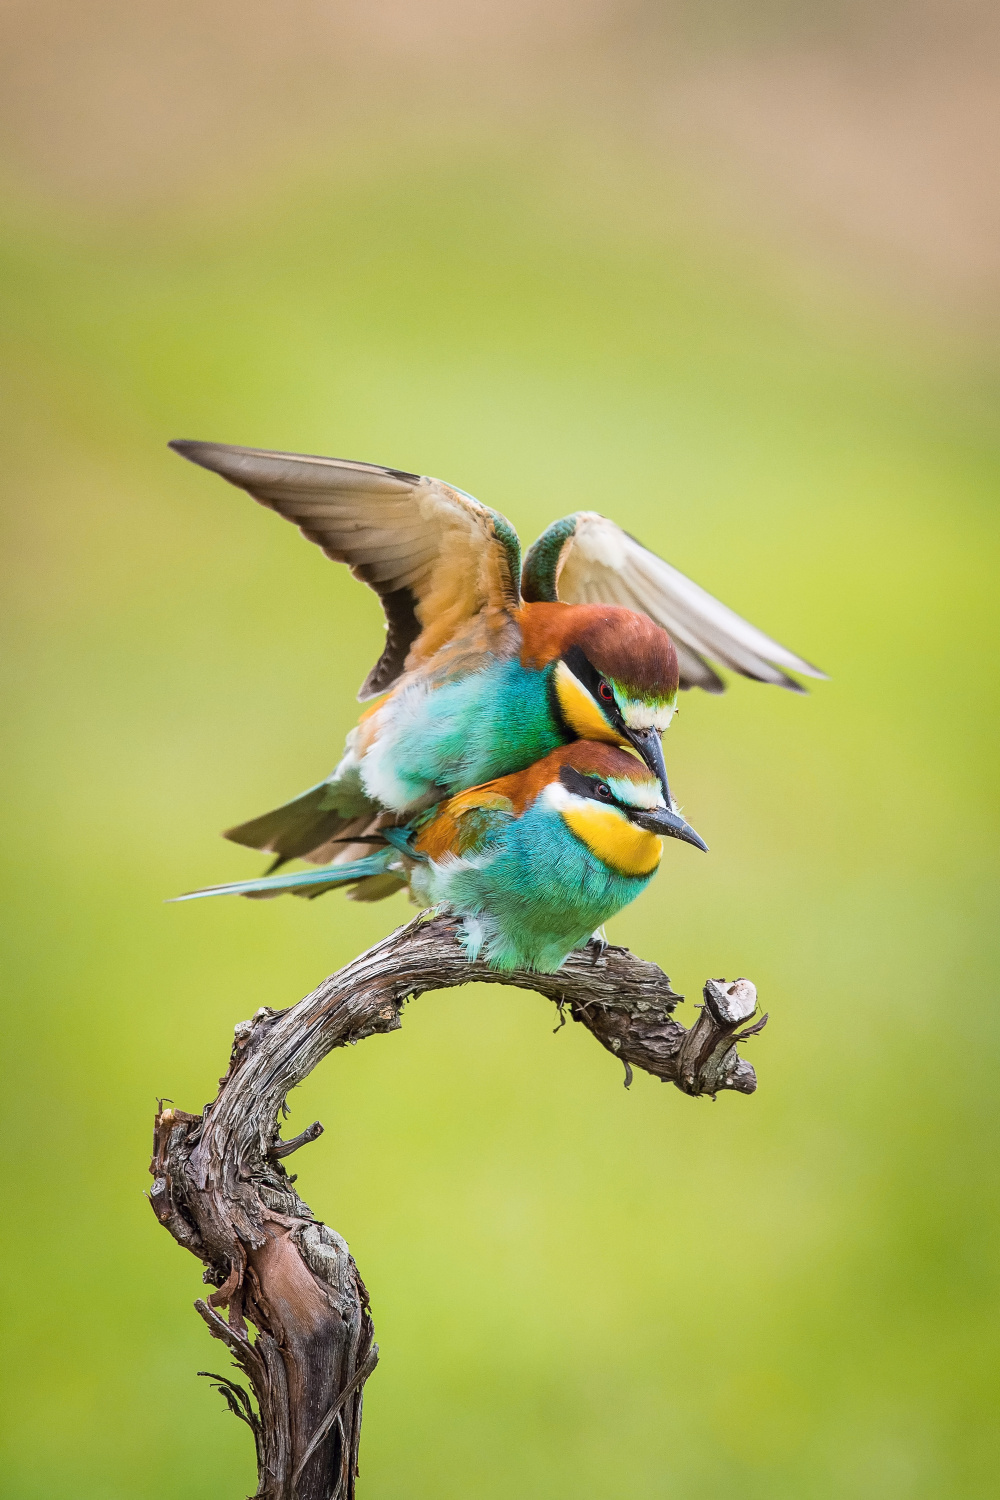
[171,440,521,697]
[524,510,824,693]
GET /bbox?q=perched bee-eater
[171,441,823,868]
[174,743,707,973]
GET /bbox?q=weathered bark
[149,912,766,1499]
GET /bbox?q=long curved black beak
[629,803,708,852]
[625,725,674,809]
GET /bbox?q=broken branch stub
[149,913,766,1499]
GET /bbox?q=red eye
[596,783,613,799]
[598,681,614,703]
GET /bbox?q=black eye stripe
[559,765,624,805]
[562,644,608,700]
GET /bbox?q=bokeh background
[3,2,999,1496]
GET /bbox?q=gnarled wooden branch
[149,912,766,1499]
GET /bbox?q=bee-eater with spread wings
[174,742,707,974]
[171,441,823,871]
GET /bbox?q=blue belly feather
[362,656,564,808]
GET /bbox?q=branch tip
[268,1120,324,1159]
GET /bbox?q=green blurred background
[2,3,999,1496]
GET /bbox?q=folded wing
[522,511,825,693]
[171,440,522,699]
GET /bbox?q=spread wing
[170,440,522,699]
[522,511,825,693]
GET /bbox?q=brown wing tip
[793,661,830,682]
[169,438,423,486]
[683,653,828,695]
[169,439,229,473]
[762,661,828,691]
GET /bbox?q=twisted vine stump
[149,912,767,1499]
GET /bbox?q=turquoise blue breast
[379,655,565,802]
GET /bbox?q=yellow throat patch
[561,803,663,877]
[553,660,623,745]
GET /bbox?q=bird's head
[544,608,680,806]
[539,742,706,877]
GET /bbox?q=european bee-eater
[174,743,707,973]
[171,441,823,868]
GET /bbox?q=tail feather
[297,819,386,867]
[171,847,398,903]
[225,782,378,866]
[321,871,407,903]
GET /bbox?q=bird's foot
[590,926,609,963]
